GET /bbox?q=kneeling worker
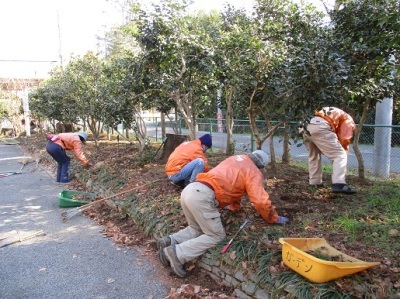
[165,134,212,189]
[158,150,289,277]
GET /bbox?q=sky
[0,0,326,79]
[0,0,122,78]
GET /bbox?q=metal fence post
[373,98,393,178]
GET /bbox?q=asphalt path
[147,125,400,174]
[0,141,169,299]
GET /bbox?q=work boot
[157,236,171,266]
[163,245,187,278]
[310,182,326,188]
[332,184,357,194]
[171,180,186,189]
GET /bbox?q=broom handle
[0,230,45,248]
[78,179,161,211]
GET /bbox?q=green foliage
[331,0,398,114]
[0,99,8,118]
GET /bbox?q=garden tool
[61,179,161,222]
[0,230,45,248]
[221,219,249,254]
[0,171,21,178]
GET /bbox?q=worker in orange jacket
[45,131,93,183]
[157,150,288,277]
[301,107,357,194]
[165,134,212,189]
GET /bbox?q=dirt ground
[18,135,400,299]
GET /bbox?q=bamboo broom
[61,179,161,222]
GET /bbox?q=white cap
[78,131,88,142]
[252,150,269,167]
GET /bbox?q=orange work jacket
[54,133,89,165]
[196,155,279,224]
[315,107,356,152]
[165,139,210,175]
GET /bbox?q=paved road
[147,125,400,174]
[0,140,169,299]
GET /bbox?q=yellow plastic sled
[279,238,380,283]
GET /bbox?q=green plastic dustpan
[58,190,96,208]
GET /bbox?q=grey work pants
[303,117,348,185]
[170,182,226,264]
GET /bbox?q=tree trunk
[161,133,189,162]
[133,111,148,154]
[248,88,266,150]
[282,121,291,164]
[225,87,235,155]
[87,115,101,147]
[171,89,197,140]
[352,99,370,181]
[248,90,282,152]
[269,133,277,172]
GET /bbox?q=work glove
[276,216,289,225]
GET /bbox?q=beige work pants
[303,117,348,185]
[170,182,226,264]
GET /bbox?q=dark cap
[199,134,212,148]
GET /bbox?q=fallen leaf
[186,264,196,271]
[270,266,278,273]
[242,261,247,269]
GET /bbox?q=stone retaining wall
[197,253,273,299]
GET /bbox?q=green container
[58,190,96,208]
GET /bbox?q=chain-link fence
[146,117,400,177]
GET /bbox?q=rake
[0,163,26,178]
[61,179,160,222]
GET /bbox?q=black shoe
[310,183,326,188]
[171,180,186,189]
[332,184,357,194]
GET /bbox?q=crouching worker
[157,150,289,277]
[302,106,357,194]
[165,134,212,189]
[45,131,93,183]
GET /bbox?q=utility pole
[57,11,64,68]
[19,89,31,137]
[217,86,223,133]
[373,97,393,178]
